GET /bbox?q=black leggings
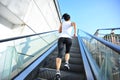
[57,37,72,58]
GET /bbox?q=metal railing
[94,28,120,46]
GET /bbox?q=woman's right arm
[59,23,62,33]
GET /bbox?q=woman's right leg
[56,38,64,76]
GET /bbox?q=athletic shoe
[55,71,61,78]
[64,63,70,70]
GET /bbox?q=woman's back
[59,21,73,38]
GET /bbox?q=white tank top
[59,21,73,38]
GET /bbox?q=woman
[55,13,76,78]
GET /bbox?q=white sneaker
[56,71,61,78]
[64,63,70,70]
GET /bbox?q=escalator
[34,37,86,80]
[1,29,119,80]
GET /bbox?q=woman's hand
[73,33,76,38]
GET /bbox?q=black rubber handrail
[0,30,57,43]
[80,30,120,54]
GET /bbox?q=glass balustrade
[0,31,59,80]
[78,30,120,80]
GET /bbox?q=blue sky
[58,0,120,34]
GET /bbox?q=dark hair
[62,13,70,21]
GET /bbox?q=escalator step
[47,53,81,60]
[70,49,80,53]
[60,63,84,73]
[70,53,81,58]
[38,68,56,80]
[34,78,47,80]
[37,68,85,80]
[62,57,83,64]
